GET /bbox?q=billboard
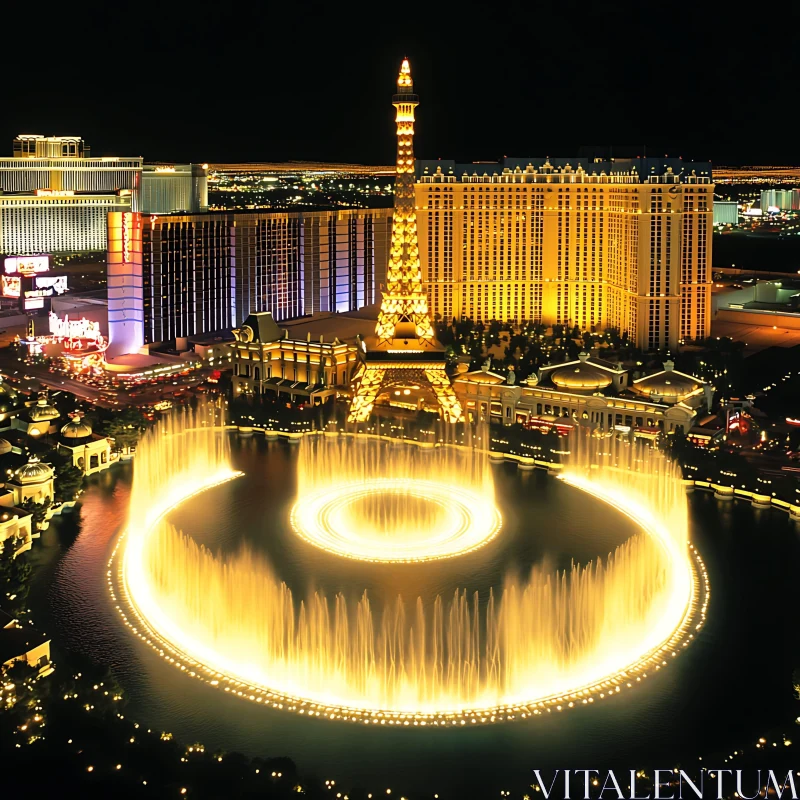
[28,274,68,297]
[1,275,21,298]
[4,255,50,276]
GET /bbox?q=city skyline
[2,37,800,800]
[5,6,799,168]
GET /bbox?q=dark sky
[5,4,799,167]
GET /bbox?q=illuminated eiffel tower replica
[348,59,463,423]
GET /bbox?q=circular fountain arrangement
[112,408,708,725]
[290,438,502,562]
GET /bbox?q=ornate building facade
[231,311,360,404]
[58,412,113,475]
[415,157,714,351]
[454,355,712,435]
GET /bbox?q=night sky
[5,4,799,167]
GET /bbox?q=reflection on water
[26,438,800,796]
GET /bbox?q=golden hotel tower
[415,157,713,351]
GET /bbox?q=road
[0,354,112,406]
[0,346,215,410]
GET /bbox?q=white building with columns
[454,354,711,437]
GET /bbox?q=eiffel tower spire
[374,58,435,347]
[348,59,463,424]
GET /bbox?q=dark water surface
[26,437,800,797]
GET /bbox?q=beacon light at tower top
[116,402,706,721]
[398,58,412,88]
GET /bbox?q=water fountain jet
[115,407,706,722]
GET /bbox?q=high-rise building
[348,59,463,423]
[760,188,794,211]
[415,156,714,350]
[760,189,776,210]
[0,190,133,255]
[0,134,141,255]
[713,200,738,226]
[1,135,141,199]
[140,163,209,214]
[106,208,391,355]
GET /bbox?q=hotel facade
[0,135,141,255]
[415,157,714,351]
[0,135,207,255]
[106,208,391,355]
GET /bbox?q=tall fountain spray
[119,408,702,720]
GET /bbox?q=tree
[0,544,32,614]
[20,498,51,531]
[44,448,84,504]
[101,407,150,452]
[53,461,84,504]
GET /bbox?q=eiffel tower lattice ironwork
[348,59,463,424]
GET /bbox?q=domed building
[631,360,707,405]
[57,412,112,475]
[550,354,615,394]
[12,391,59,438]
[454,351,710,437]
[5,454,54,506]
[0,436,35,554]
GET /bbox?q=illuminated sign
[122,212,131,264]
[154,166,176,173]
[34,189,74,197]
[49,311,103,343]
[1,275,20,298]
[4,255,50,276]
[24,297,44,310]
[32,275,68,296]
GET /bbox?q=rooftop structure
[417,156,713,183]
[0,609,51,673]
[714,279,800,334]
